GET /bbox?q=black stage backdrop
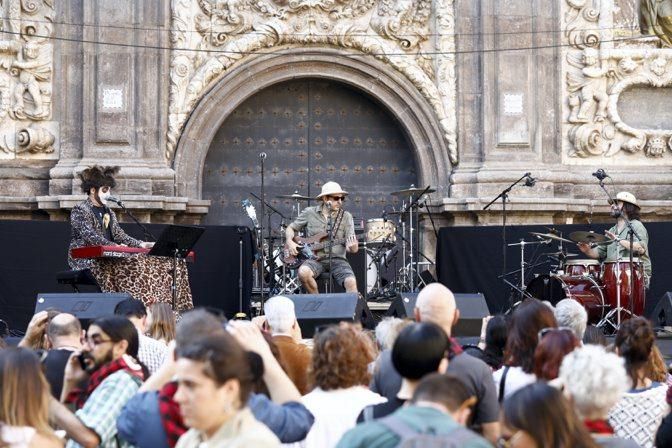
[0,220,254,331]
[437,222,672,316]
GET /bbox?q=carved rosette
[563,0,672,161]
[0,0,56,160]
[167,0,458,164]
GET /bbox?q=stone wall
[0,0,670,229]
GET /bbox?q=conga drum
[563,259,602,279]
[601,258,645,320]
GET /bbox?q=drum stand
[597,240,632,333]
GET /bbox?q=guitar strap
[332,208,345,238]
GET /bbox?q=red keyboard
[71,245,195,262]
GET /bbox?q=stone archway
[172,48,452,209]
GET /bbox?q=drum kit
[518,229,645,331]
[245,185,436,299]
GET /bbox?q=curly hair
[78,165,119,193]
[533,329,580,381]
[504,299,558,373]
[310,323,375,391]
[615,317,655,386]
[559,345,628,418]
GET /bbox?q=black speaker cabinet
[35,293,133,320]
[384,292,489,337]
[285,293,373,337]
[649,292,672,328]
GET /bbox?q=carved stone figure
[16,125,55,154]
[640,0,672,46]
[11,41,51,119]
[567,48,611,123]
[646,135,666,156]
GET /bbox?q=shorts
[301,258,355,287]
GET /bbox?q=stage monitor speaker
[285,293,373,338]
[384,292,489,337]
[35,293,133,320]
[649,292,672,328]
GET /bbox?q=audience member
[583,324,608,346]
[296,323,384,448]
[466,315,507,371]
[373,317,412,352]
[656,391,672,448]
[0,348,61,447]
[114,298,167,374]
[558,345,638,447]
[554,298,588,341]
[645,344,671,385]
[116,309,314,447]
[359,322,450,421]
[146,303,176,345]
[51,315,145,448]
[608,317,667,448]
[533,327,580,381]
[501,382,598,447]
[370,283,500,443]
[173,334,279,447]
[42,313,84,399]
[494,298,557,400]
[263,296,312,394]
[337,374,490,448]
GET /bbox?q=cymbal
[547,251,578,258]
[529,232,574,244]
[569,231,610,244]
[391,185,436,197]
[276,192,312,201]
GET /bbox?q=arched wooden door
[202,78,418,229]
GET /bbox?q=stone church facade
[1,0,671,235]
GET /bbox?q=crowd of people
[1,284,672,447]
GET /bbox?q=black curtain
[437,222,671,316]
[0,220,254,331]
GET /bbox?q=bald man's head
[414,283,458,336]
[46,313,82,348]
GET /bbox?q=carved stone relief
[0,0,56,160]
[563,0,672,162]
[168,0,457,164]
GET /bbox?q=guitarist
[285,181,359,294]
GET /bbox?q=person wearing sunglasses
[285,181,359,294]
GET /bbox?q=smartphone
[77,352,94,372]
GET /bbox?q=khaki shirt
[288,204,355,260]
[597,220,651,284]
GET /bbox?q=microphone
[259,152,267,159]
[592,169,608,181]
[524,175,536,187]
[326,201,332,210]
[382,210,388,223]
[107,196,123,205]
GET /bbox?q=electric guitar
[281,231,365,269]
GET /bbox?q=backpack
[377,413,482,448]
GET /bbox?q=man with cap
[578,191,652,287]
[285,181,359,294]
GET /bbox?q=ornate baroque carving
[564,0,672,160]
[167,0,458,164]
[0,0,55,160]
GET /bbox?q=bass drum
[526,274,605,324]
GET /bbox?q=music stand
[148,225,205,308]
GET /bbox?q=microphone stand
[326,205,334,292]
[259,153,267,312]
[111,199,157,241]
[483,173,531,304]
[399,186,432,291]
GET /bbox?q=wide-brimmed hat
[316,181,348,199]
[609,191,638,208]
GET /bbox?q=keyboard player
[68,165,154,273]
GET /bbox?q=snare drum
[365,219,396,247]
[602,259,645,319]
[526,274,605,323]
[564,259,602,279]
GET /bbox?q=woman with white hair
[558,345,639,447]
[553,298,587,341]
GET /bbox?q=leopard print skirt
[90,254,193,312]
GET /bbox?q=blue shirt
[117,391,314,448]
